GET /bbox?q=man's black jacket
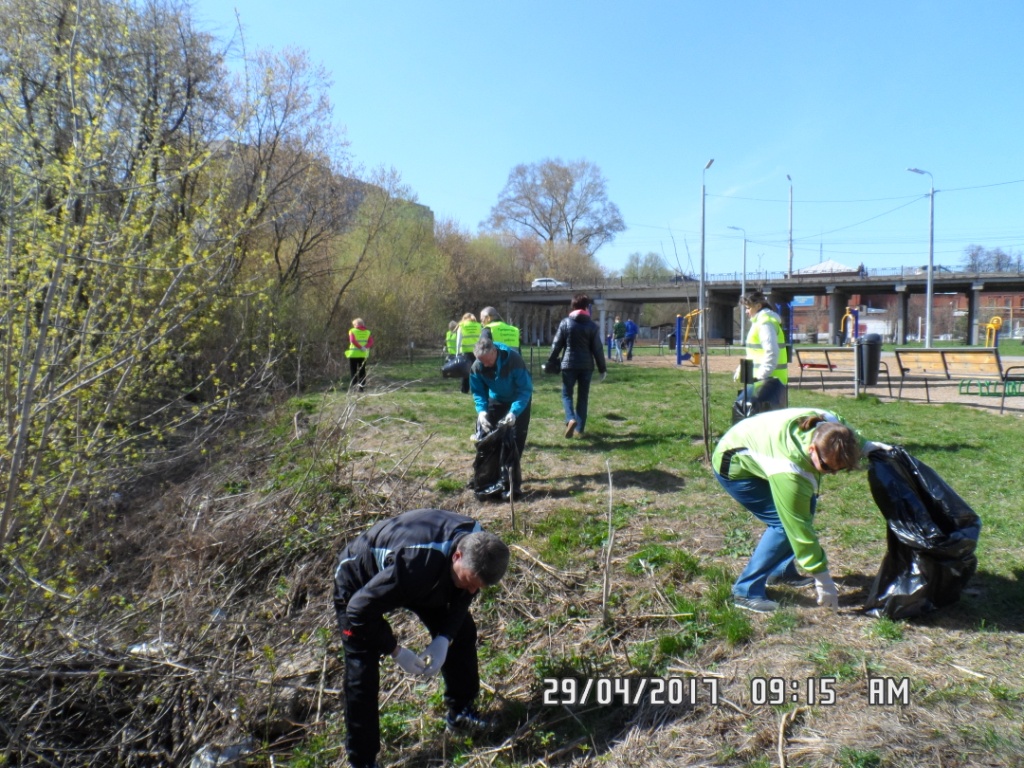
[333,509,481,656]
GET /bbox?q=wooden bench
[894,347,1024,414]
[795,346,892,396]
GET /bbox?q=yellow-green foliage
[0,0,276,556]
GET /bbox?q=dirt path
[619,349,1024,415]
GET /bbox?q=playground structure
[985,316,1003,346]
[676,309,703,365]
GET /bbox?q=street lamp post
[698,158,714,463]
[699,158,714,340]
[907,168,935,348]
[787,175,793,277]
[728,225,747,342]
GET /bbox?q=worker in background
[456,312,482,395]
[479,306,520,352]
[346,317,374,392]
[445,320,458,356]
[735,291,789,409]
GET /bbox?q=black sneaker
[766,573,815,588]
[446,707,494,733]
[733,596,779,614]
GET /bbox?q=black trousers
[349,357,368,390]
[483,399,530,485]
[336,606,479,767]
[459,353,476,394]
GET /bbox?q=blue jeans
[560,369,593,434]
[713,471,816,599]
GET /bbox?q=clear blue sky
[193,1,1024,278]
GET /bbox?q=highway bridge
[503,268,1024,346]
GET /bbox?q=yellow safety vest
[459,321,482,353]
[346,327,372,359]
[446,330,458,355]
[745,311,788,384]
[486,321,520,349]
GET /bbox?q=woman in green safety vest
[713,408,891,614]
[456,313,482,394]
[479,306,521,351]
[445,321,458,355]
[736,291,789,410]
[345,318,374,392]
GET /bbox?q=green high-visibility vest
[346,327,372,359]
[486,321,520,349]
[745,311,788,384]
[446,330,458,354]
[459,321,482,353]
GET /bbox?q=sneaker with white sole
[733,596,779,613]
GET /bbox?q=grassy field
[28,354,1020,767]
[296,355,1024,767]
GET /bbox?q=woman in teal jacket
[712,408,889,614]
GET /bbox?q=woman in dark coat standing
[546,294,607,438]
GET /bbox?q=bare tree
[484,158,625,256]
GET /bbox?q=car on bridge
[531,277,569,289]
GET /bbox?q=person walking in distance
[546,293,607,438]
[346,318,374,391]
[611,315,626,363]
[624,317,639,360]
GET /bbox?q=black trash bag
[732,377,788,424]
[863,446,981,619]
[469,423,520,502]
[441,353,471,379]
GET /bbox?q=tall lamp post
[728,225,747,342]
[699,158,714,463]
[699,158,714,339]
[907,168,935,348]
[787,174,793,278]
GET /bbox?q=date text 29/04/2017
[542,676,911,707]
[542,677,719,707]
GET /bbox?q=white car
[531,277,569,289]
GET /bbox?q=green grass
[301,354,1024,766]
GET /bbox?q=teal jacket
[470,343,533,415]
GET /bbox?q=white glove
[499,412,516,427]
[733,365,741,382]
[419,636,450,678]
[476,411,491,432]
[864,441,893,454]
[813,571,839,610]
[600,371,607,382]
[393,646,427,676]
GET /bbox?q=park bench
[894,347,1024,414]
[795,346,892,396]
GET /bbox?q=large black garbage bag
[441,353,471,379]
[864,446,981,619]
[732,377,788,424]
[470,423,519,502]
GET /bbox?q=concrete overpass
[504,269,1024,345]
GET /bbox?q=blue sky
[193,1,1024,278]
